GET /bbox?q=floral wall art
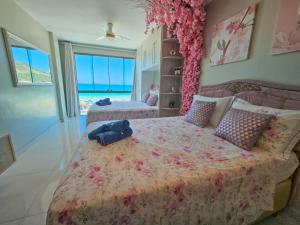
[209,5,256,66]
[145,0,206,115]
[272,0,300,55]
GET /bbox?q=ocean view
[78,87,132,114]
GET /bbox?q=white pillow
[232,98,300,159]
[193,95,235,127]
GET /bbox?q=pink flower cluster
[146,0,207,114]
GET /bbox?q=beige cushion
[193,95,234,127]
[232,98,300,159]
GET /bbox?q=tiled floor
[0,115,299,225]
[0,117,83,225]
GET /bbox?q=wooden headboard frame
[200,79,300,205]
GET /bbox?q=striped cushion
[215,108,272,150]
[185,101,216,127]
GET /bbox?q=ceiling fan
[96,23,131,41]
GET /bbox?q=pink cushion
[185,101,216,127]
[215,108,272,150]
[146,94,158,106]
[141,92,150,103]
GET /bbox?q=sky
[12,47,50,72]
[75,54,135,91]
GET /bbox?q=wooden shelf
[160,92,181,95]
[160,107,180,111]
[163,38,179,43]
[162,56,183,60]
[161,75,182,78]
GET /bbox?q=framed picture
[1,28,53,86]
[209,5,256,66]
[0,134,16,175]
[272,0,300,55]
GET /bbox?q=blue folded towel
[88,120,130,140]
[96,128,133,146]
[96,98,111,106]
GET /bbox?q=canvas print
[272,0,300,55]
[209,5,256,66]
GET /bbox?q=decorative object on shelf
[170,49,177,56]
[171,87,177,93]
[174,67,181,76]
[272,0,300,55]
[209,5,256,66]
[145,0,206,115]
[169,101,176,108]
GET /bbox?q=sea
[78,84,133,104]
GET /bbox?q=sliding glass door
[75,54,136,114]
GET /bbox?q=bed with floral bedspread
[86,101,158,125]
[47,116,288,225]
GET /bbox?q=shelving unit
[159,26,183,117]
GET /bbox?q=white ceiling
[14,0,147,49]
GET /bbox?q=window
[11,46,52,84]
[75,54,136,114]
[75,54,135,93]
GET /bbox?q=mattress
[47,117,296,225]
[86,101,158,125]
[275,152,299,182]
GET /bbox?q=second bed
[86,101,159,125]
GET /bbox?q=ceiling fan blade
[96,36,106,40]
[115,34,131,41]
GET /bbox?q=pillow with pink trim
[141,92,150,103]
[146,94,158,106]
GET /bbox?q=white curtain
[131,61,137,101]
[63,42,80,117]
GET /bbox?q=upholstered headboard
[200,79,300,205]
[200,79,300,110]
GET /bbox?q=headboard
[200,79,300,110]
[200,79,300,205]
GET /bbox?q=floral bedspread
[47,117,279,225]
[86,101,158,125]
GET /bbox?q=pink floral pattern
[145,0,207,115]
[46,117,285,225]
[87,101,158,125]
[209,5,256,66]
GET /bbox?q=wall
[201,0,300,86]
[49,32,67,121]
[0,0,60,154]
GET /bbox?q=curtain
[63,42,80,117]
[131,61,137,101]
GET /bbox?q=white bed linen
[87,101,158,125]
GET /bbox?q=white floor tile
[0,219,23,225]
[0,172,50,224]
[27,170,64,216]
[21,213,46,225]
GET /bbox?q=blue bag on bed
[88,120,130,140]
[96,128,133,146]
